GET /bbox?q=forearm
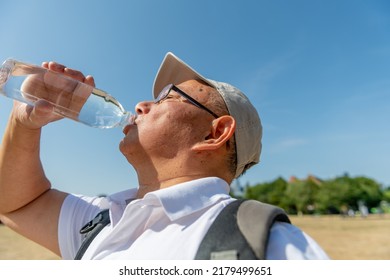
[0,113,51,214]
[0,62,94,254]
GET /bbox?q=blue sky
[0,0,389,196]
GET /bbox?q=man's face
[119,79,217,165]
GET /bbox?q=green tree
[315,179,349,214]
[244,173,385,215]
[383,187,390,202]
[244,177,287,206]
[336,175,383,211]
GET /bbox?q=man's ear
[192,116,236,151]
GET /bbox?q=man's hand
[14,61,96,130]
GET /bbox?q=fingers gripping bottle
[0,58,135,128]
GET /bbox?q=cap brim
[153,52,214,98]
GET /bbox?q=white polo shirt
[58,177,329,260]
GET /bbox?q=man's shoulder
[268,221,330,259]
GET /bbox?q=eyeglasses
[155,84,219,118]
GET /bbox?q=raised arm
[0,62,95,256]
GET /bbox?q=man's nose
[135,101,153,115]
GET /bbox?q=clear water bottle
[0,58,135,128]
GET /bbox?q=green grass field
[1,214,389,260]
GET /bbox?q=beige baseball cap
[153,52,262,178]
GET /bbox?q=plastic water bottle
[0,58,135,128]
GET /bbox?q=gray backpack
[75,199,290,260]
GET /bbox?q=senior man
[0,52,329,259]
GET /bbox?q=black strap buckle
[79,210,108,234]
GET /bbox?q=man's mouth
[122,125,130,135]
[122,115,138,135]
[122,122,135,135]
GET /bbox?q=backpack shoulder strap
[74,209,111,260]
[237,199,291,259]
[194,199,290,260]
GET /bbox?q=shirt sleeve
[266,222,330,260]
[58,193,109,259]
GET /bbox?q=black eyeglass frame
[155,84,219,118]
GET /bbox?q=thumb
[28,100,63,127]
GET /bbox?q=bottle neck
[119,111,136,128]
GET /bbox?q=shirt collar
[107,177,230,222]
[143,177,230,221]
